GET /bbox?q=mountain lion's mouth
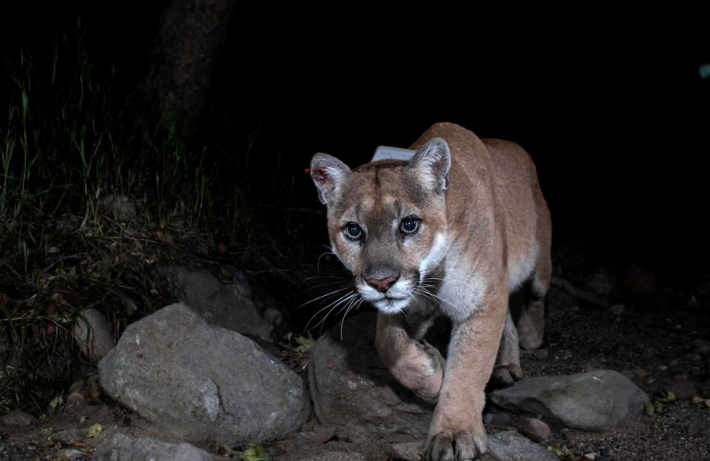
[373,296,409,314]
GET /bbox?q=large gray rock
[308,312,433,441]
[152,265,278,344]
[490,369,649,431]
[98,303,310,444]
[95,433,214,461]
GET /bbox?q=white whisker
[338,296,364,339]
[413,286,457,309]
[297,285,353,310]
[316,250,336,271]
[304,288,364,335]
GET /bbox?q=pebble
[534,348,549,360]
[664,377,697,401]
[484,411,512,426]
[693,340,710,355]
[697,281,710,296]
[688,419,710,437]
[66,376,101,405]
[344,424,369,443]
[632,367,649,379]
[485,411,550,442]
[57,448,88,460]
[293,425,337,447]
[72,308,115,363]
[621,264,656,299]
[518,416,551,442]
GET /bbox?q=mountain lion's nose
[366,276,397,293]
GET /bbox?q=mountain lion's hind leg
[517,247,552,350]
[491,308,523,387]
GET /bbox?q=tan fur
[311,122,552,461]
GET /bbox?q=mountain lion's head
[311,138,452,315]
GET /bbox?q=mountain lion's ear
[408,138,451,193]
[311,153,351,205]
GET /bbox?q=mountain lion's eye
[400,217,420,235]
[344,223,363,240]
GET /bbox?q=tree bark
[136,0,235,132]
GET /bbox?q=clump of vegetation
[0,23,258,416]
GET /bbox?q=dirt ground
[1,244,709,461]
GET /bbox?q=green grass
[0,23,259,416]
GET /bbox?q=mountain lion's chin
[373,297,409,315]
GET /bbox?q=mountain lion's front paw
[425,429,487,461]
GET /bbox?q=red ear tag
[304,168,311,174]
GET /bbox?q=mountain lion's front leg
[426,291,507,461]
[375,311,446,403]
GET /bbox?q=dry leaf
[87,423,103,438]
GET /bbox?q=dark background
[3,4,709,280]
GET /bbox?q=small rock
[485,411,550,442]
[67,376,101,405]
[488,431,560,461]
[616,449,631,458]
[66,391,87,405]
[620,370,635,382]
[95,433,214,461]
[343,424,369,443]
[294,425,338,446]
[264,307,283,327]
[151,265,276,344]
[665,377,697,401]
[57,448,87,460]
[99,194,136,222]
[0,410,36,426]
[534,349,549,360]
[73,309,115,363]
[517,416,551,442]
[390,441,425,460]
[586,271,618,297]
[631,368,649,379]
[621,264,656,299]
[485,411,513,426]
[688,419,710,437]
[608,304,625,316]
[686,295,699,309]
[693,340,710,355]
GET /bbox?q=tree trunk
[136,0,235,133]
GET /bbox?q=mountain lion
[310,122,551,460]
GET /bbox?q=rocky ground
[0,240,709,461]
